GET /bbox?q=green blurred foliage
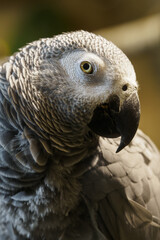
[1,0,160,54]
[9,4,73,53]
[0,2,74,54]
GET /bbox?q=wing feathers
[82,129,160,239]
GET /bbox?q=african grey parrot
[0,30,160,240]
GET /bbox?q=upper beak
[113,92,140,152]
[88,92,140,152]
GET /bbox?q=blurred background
[0,0,160,148]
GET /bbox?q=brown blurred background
[0,0,160,148]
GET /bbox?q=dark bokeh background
[0,0,160,148]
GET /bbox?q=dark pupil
[83,63,90,70]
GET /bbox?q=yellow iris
[80,61,93,74]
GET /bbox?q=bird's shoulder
[101,129,160,181]
[81,130,160,239]
[82,129,160,201]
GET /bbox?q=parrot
[0,30,160,240]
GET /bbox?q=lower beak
[88,92,140,152]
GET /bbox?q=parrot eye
[80,61,93,74]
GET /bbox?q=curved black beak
[114,92,140,152]
[88,92,140,152]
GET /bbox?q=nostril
[122,84,128,91]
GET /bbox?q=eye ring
[80,61,93,74]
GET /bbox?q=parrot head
[55,31,140,152]
[7,31,140,153]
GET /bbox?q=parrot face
[7,31,140,153]
[59,47,140,151]
[58,35,140,152]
